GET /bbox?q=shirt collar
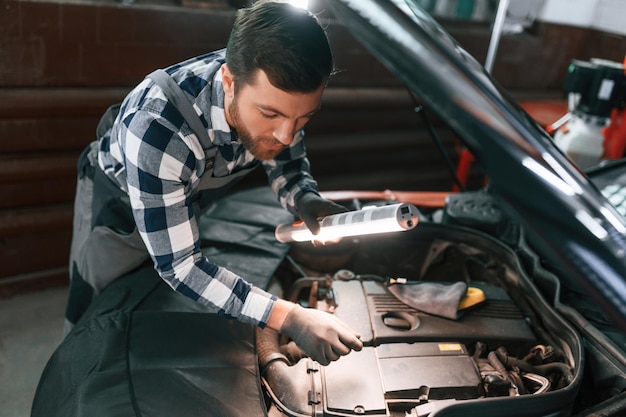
[210,65,235,146]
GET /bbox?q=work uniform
[64,49,320,335]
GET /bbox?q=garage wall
[539,0,626,36]
[0,0,438,295]
[0,1,234,295]
[1,0,624,296]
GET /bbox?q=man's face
[222,65,324,160]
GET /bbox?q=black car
[33,1,626,416]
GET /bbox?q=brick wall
[1,0,624,295]
[0,0,234,294]
[0,0,420,295]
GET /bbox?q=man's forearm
[266,298,297,330]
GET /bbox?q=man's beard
[228,95,286,161]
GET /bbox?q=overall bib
[64,69,257,335]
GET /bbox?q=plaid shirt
[97,49,319,327]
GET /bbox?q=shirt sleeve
[262,129,320,215]
[121,106,277,328]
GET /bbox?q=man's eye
[260,112,277,119]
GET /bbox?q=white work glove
[279,305,363,366]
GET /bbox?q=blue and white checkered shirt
[97,49,319,327]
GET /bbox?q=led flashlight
[275,202,420,243]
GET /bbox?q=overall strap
[147,69,214,172]
[146,68,258,194]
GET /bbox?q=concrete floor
[0,286,68,417]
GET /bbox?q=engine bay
[259,197,582,417]
[31,187,622,417]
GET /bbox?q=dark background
[1,0,625,295]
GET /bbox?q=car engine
[257,196,582,417]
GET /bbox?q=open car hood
[327,0,626,329]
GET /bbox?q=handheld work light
[275,202,420,243]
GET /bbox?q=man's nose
[273,120,296,145]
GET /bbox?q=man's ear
[222,64,235,98]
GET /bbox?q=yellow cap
[458,287,486,311]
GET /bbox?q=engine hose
[494,350,574,385]
[473,341,487,360]
[285,277,331,302]
[256,327,313,415]
[522,345,553,364]
[487,351,517,395]
[256,327,289,373]
[509,371,527,395]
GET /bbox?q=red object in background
[454,99,570,191]
[455,88,626,191]
[602,108,626,159]
[519,100,570,132]
[602,56,626,160]
[453,148,475,192]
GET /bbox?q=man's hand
[296,193,347,235]
[279,304,363,366]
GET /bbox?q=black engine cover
[269,279,539,417]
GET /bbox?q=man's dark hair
[226,0,334,93]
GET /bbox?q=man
[64,0,362,366]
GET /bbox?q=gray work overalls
[64,69,258,335]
